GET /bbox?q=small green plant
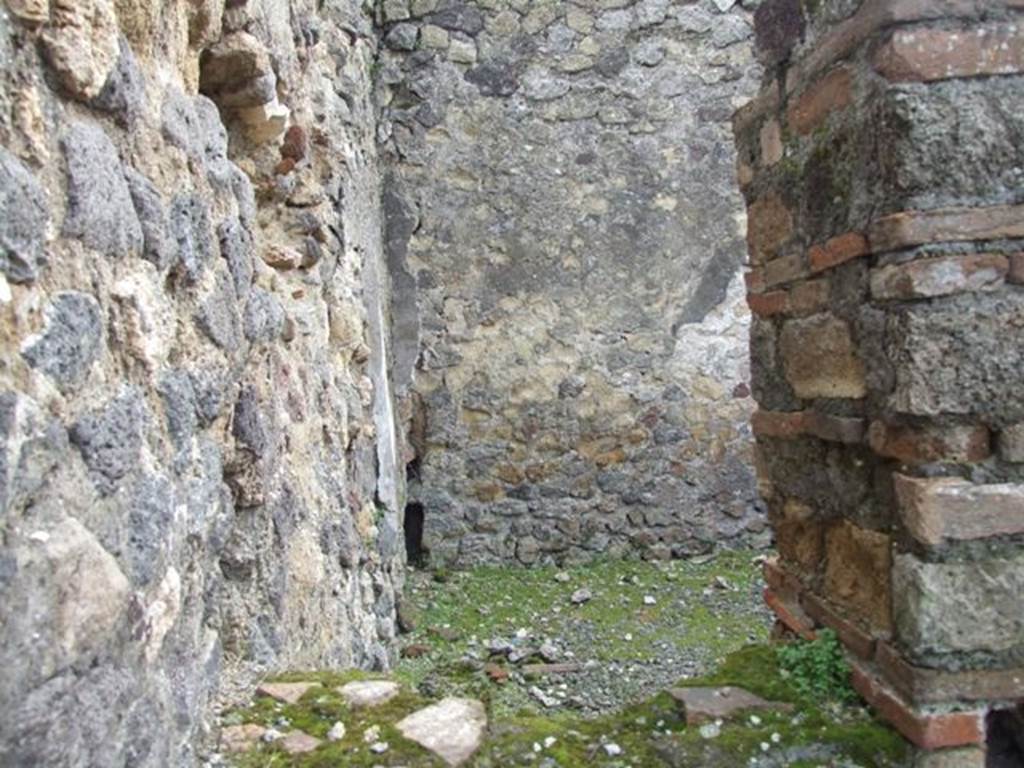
[776,629,857,703]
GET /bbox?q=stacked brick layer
[735,0,1024,758]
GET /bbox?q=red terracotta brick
[1009,253,1024,284]
[747,194,794,264]
[764,588,816,641]
[751,409,807,439]
[762,556,805,600]
[803,592,877,660]
[747,291,788,317]
[804,411,866,444]
[745,267,767,294]
[851,663,985,749]
[893,473,1024,546]
[809,232,870,273]
[868,421,991,464]
[876,641,1024,705]
[870,254,1008,300]
[874,23,1024,83]
[784,0,999,96]
[759,118,784,167]
[787,278,830,316]
[764,252,808,288]
[786,67,854,135]
[869,205,1024,254]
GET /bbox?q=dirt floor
[213,551,912,767]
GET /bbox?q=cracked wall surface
[378,0,766,566]
[0,1,405,765]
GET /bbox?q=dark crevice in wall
[987,705,1024,768]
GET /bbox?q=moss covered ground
[221,552,912,767]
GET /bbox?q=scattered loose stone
[363,724,382,743]
[643,595,657,605]
[699,721,720,739]
[484,662,509,683]
[338,680,401,707]
[396,698,487,766]
[279,730,321,755]
[256,681,318,705]
[603,742,623,756]
[327,721,346,741]
[370,741,390,754]
[529,686,560,708]
[402,642,432,658]
[554,572,571,583]
[220,724,265,753]
[570,588,592,605]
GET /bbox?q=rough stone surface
[893,554,1024,660]
[61,121,143,259]
[256,682,319,705]
[21,292,104,392]
[668,686,791,725]
[396,697,487,766]
[0,3,404,766]
[0,147,49,283]
[338,679,401,707]
[381,0,764,565]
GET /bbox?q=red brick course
[870,253,1008,300]
[893,473,1024,546]
[876,641,1024,705]
[867,421,991,464]
[809,232,869,273]
[786,67,854,135]
[869,205,1024,254]
[763,588,816,641]
[875,23,1024,82]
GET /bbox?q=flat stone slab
[396,697,487,766]
[338,679,401,708]
[668,686,793,725]
[220,723,265,753]
[522,662,582,677]
[279,730,321,754]
[256,681,318,705]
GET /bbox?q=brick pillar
[734,0,1024,761]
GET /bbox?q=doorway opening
[404,502,427,568]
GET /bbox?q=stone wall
[736,0,1024,762]
[0,1,405,765]
[379,0,766,566]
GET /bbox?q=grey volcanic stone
[0,147,49,283]
[70,387,146,496]
[195,274,242,350]
[21,292,103,391]
[92,37,145,125]
[158,369,198,452]
[429,4,484,35]
[125,169,173,270]
[170,194,214,284]
[61,122,143,259]
[464,61,519,96]
[123,473,175,585]
[218,217,254,299]
[161,87,201,157]
[243,288,285,343]
[386,23,419,51]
